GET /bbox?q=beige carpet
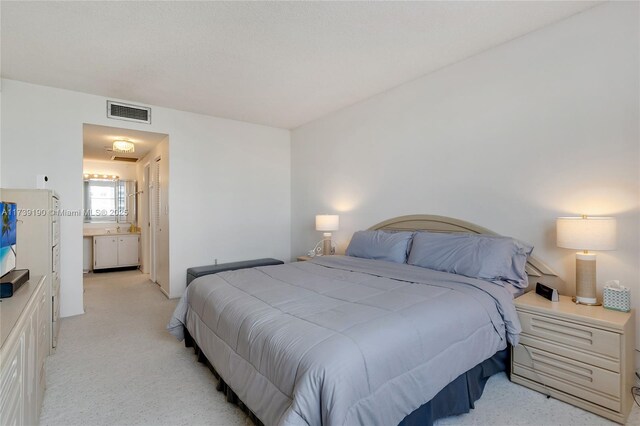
[39,270,639,426]
[40,270,252,426]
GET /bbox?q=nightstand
[296,255,313,262]
[511,291,635,423]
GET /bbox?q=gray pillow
[346,230,414,264]
[407,232,533,288]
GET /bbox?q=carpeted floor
[39,270,639,426]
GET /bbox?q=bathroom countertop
[83,230,141,237]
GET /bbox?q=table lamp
[316,214,339,255]
[556,216,616,305]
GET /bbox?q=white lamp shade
[556,217,616,251]
[316,215,339,232]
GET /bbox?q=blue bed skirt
[183,328,508,426]
[399,347,509,425]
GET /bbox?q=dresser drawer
[519,311,620,361]
[519,334,620,373]
[37,319,48,366]
[52,245,60,273]
[0,338,23,426]
[36,361,46,419]
[52,271,60,295]
[513,344,621,412]
[52,294,60,322]
[52,220,60,246]
[0,382,22,426]
[37,287,48,330]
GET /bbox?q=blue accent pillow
[346,230,414,264]
[407,232,533,288]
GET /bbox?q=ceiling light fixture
[112,139,135,153]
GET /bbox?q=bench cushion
[186,258,284,285]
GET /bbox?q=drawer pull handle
[530,355,594,382]
[531,319,593,345]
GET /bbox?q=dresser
[511,291,635,423]
[0,276,48,425]
[2,189,61,352]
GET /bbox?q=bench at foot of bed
[186,258,284,286]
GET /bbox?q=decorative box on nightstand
[511,291,635,424]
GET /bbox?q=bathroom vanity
[83,177,140,271]
[83,230,140,271]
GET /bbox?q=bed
[168,215,561,425]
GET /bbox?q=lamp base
[322,233,333,256]
[571,297,602,306]
[575,252,599,307]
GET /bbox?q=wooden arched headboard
[369,214,563,292]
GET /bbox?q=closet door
[149,160,160,283]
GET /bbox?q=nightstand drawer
[519,311,620,361]
[513,345,621,412]
[519,334,620,373]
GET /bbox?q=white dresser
[0,276,48,425]
[2,189,61,352]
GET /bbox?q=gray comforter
[168,256,521,426]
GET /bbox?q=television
[1,202,17,278]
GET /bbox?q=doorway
[82,124,170,296]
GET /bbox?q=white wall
[1,79,291,316]
[292,3,639,341]
[82,159,138,181]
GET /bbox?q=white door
[156,156,170,296]
[93,236,118,269]
[117,235,139,266]
[149,160,160,283]
[142,163,150,274]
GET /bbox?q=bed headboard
[369,214,563,292]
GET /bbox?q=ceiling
[2,1,600,129]
[83,124,167,162]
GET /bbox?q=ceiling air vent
[107,101,151,124]
[111,156,139,163]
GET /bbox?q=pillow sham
[346,230,414,264]
[407,231,533,288]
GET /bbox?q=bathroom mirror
[83,178,137,224]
